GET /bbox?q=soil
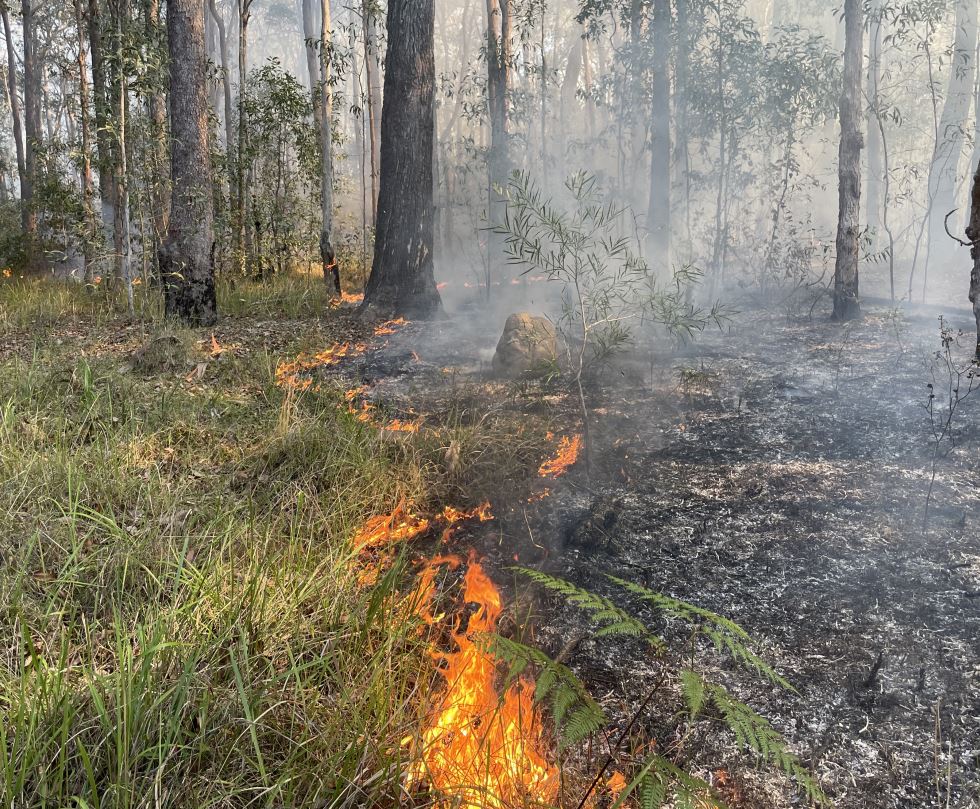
[337,295,980,809]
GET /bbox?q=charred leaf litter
[318,297,980,809]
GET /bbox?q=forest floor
[333,292,980,809]
[1,273,978,809]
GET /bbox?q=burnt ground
[330,298,980,809]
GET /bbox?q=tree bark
[486,0,511,285]
[20,0,38,247]
[0,1,26,234]
[147,0,170,282]
[363,0,381,224]
[161,0,217,325]
[302,0,337,292]
[74,0,97,285]
[88,0,116,260]
[236,0,252,273]
[647,0,670,271]
[866,0,883,249]
[967,160,980,357]
[926,0,978,294]
[361,0,441,319]
[833,0,863,321]
[207,0,235,191]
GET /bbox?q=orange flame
[275,342,369,391]
[409,553,559,808]
[352,503,431,552]
[374,317,408,336]
[538,434,584,478]
[331,292,364,308]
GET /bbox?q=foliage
[490,568,827,807]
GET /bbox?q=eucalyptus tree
[0,0,27,236]
[161,0,217,324]
[833,0,863,321]
[924,0,978,298]
[361,0,442,318]
[968,164,980,357]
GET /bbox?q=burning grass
[409,553,559,808]
[538,433,584,478]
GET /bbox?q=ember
[538,434,584,478]
[410,552,558,808]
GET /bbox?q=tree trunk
[88,0,115,260]
[318,0,337,292]
[361,0,441,319]
[363,0,381,224]
[486,0,511,286]
[21,0,39,248]
[0,2,26,235]
[147,0,170,283]
[161,0,217,325]
[74,0,97,285]
[866,0,883,249]
[833,0,863,322]
[236,0,252,273]
[967,160,980,357]
[673,0,692,258]
[647,0,670,271]
[302,0,337,292]
[926,0,978,295]
[207,0,235,194]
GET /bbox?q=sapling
[497,171,726,474]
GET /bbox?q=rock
[491,313,557,376]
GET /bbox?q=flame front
[538,434,584,478]
[410,553,559,809]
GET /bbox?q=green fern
[511,568,828,806]
[704,678,826,804]
[483,633,606,750]
[514,568,660,646]
[611,754,721,809]
[609,575,793,690]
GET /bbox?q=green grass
[0,276,474,808]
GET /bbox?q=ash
[337,299,980,808]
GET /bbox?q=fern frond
[513,568,660,646]
[483,633,607,750]
[609,576,793,690]
[707,684,826,804]
[679,669,706,718]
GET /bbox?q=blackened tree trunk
[833,0,863,322]
[966,160,980,357]
[161,0,217,325]
[647,0,670,271]
[361,0,441,319]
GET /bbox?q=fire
[331,291,364,307]
[352,502,431,552]
[374,318,408,336]
[275,342,369,391]
[409,552,559,808]
[538,434,584,478]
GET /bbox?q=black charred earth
[344,299,980,809]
